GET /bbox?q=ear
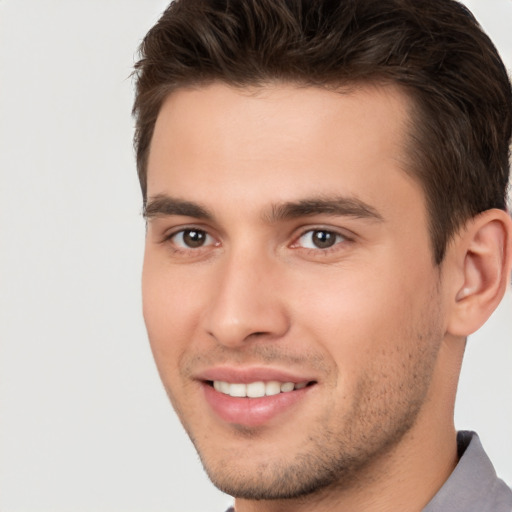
[447,208,512,337]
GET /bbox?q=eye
[170,228,215,249]
[296,229,345,250]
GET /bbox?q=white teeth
[214,380,231,394]
[247,381,265,398]
[229,383,247,397]
[212,380,309,398]
[280,382,295,392]
[265,381,281,396]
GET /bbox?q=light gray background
[0,1,510,511]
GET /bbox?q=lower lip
[202,383,313,427]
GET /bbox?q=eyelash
[291,228,350,254]
[162,226,351,256]
[163,227,218,253]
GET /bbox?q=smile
[212,380,309,398]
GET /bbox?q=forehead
[147,82,421,218]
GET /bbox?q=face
[142,83,449,499]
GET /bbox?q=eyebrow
[144,195,213,220]
[265,197,384,223]
[143,194,383,223]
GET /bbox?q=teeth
[229,383,247,397]
[247,381,265,398]
[280,382,295,392]
[266,381,281,396]
[212,380,309,398]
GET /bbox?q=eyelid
[290,226,354,251]
[161,225,220,251]
[160,222,210,240]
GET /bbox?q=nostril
[247,331,270,339]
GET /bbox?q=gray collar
[424,431,512,512]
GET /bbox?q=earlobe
[447,209,512,337]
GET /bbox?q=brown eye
[172,229,213,249]
[297,230,344,249]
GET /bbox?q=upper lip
[195,366,317,384]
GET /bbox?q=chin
[193,420,414,501]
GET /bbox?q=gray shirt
[424,431,512,511]
[225,431,512,511]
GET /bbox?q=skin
[141,83,508,512]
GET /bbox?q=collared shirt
[424,431,512,512]
[225,431,512,512]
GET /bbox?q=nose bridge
[203,243,289,347]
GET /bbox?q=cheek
[290,258,437,366]
[142,246,207,322]
[142,254,203,376]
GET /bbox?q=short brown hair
[132,0,512,263]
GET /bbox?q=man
[132,0,512,510]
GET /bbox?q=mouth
[200,373,317,427]
[208,380,310,398]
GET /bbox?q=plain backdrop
[0,1,511,511]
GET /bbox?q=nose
[202,250,290,348]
